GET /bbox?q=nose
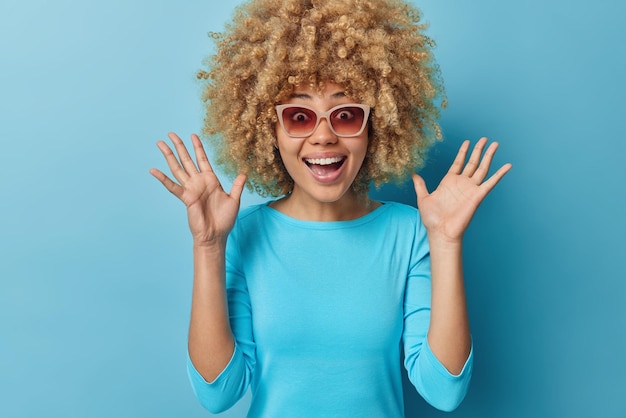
[308,116,338,145]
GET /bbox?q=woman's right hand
[150,132,247,248]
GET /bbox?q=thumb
[412,173,429,200]
[229,173,248,201]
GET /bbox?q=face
[275,82,369,207]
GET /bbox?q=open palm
[413,138,512,242]
[150,133,247,246]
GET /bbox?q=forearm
[188,243,235,382]
[426,235,472,375]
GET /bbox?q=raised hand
[150,132,247,247]
[412,137,512,244]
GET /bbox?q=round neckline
[260,200,390,230]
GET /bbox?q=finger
[229,173,248,201]
[461,137,488,177]
[191,134,214,173]
[448,140,471,175]
[479,163,512,195]
[157,140,189,184]
[472,141,500,184]
[149,168,184,199]
[412,173,429,200]
[168,132,199,175]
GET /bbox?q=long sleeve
[402,212,473,412]
[186,221,256,413]
[186,203,473,416]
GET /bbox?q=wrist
[426,231,463,252]
[193,239,227,254]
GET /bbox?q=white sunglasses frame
[275,103,371,138]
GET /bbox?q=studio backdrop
[1,1,624,417]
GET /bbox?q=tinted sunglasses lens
[281,107,317,136]
[330,106,365,135]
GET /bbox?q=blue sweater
[188,202,473,417]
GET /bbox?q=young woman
[150,0,511,416]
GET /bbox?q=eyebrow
[289,91,347,100]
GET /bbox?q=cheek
[275,127,301,155]
[275,138,301,173]
[353,137,369,162]
[275,125,288,150]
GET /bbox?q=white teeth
[305,157,343,165]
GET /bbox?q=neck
[270,189,379,222]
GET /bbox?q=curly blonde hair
[198,0,445,197]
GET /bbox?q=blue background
[1,1,624,417]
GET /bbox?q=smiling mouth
[304,156,346,176]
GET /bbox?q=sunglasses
[275,103,370,138]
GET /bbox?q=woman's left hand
[412,137,512,244]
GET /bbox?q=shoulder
[237,203,267,221]
[381,201,417,215]
[229,203,270,238]
[376,201,420,223]
[375,201,427,242]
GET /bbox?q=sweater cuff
[424,336,473,378]
[187,344,237,386]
